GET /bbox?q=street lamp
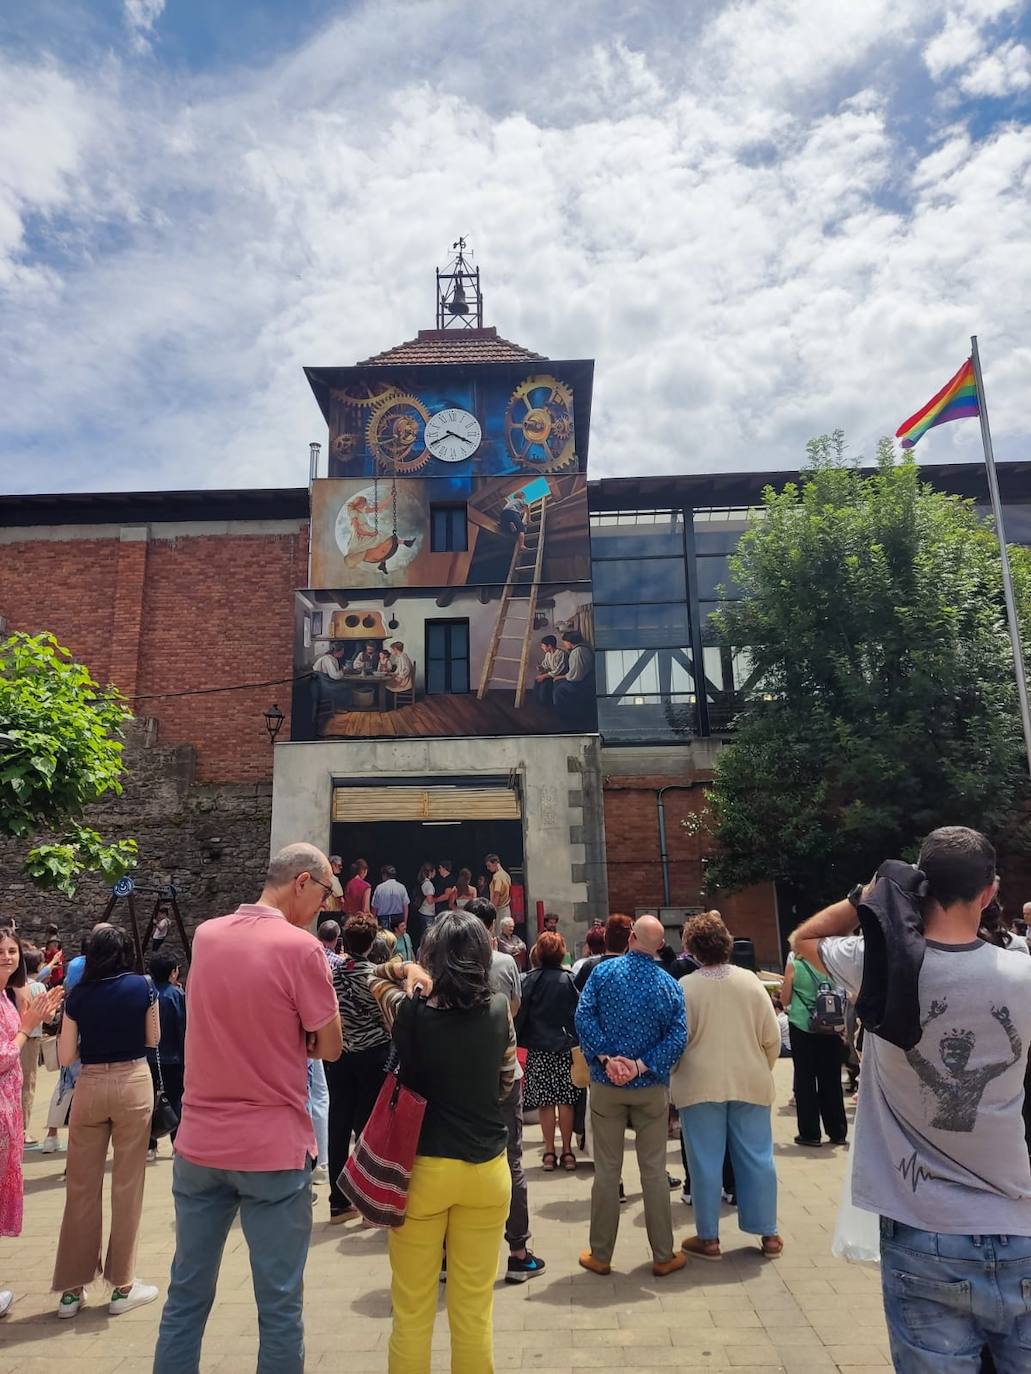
[263,703,285,744]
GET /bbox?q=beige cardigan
[668,964,781,1109]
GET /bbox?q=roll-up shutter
[332,786,520,823]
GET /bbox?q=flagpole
[970,334,1031,777]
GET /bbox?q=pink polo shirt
[175,903,339,1172]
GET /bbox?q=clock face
[424,407,482,463]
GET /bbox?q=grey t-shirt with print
[820,935,1031,1235]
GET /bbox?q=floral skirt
[522,1049,577,1110]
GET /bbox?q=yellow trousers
[388,1151,510,1374]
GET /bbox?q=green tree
[0,632,137,895]
[703,434,1031,909]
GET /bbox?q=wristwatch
[847,883,864,909]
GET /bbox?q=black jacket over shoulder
[515,967,579,1052]
[855,859,927,1052]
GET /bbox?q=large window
[425,620,470,694]
[430,504,468,553]
[590,510,695,741]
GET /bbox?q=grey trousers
[588,1081,674,1264]
[501,1079,530,1251]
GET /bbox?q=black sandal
[560,1151,577,1171]
[542,1152,557,1172]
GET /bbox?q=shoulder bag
[146,977,180,1139]
[338,994,427,1228]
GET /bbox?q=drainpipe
[656,784,699,909]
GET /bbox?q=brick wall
[603,774,781,966]
[0,521,307,783]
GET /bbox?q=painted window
[430,504,468,553]
[425,620,470,694]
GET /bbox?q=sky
[0,0,1029,494]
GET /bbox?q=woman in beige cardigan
[670,912,783,1261]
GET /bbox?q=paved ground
[2,1061,890,1373]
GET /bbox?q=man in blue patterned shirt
[575,915,687,1276]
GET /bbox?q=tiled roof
[357,327,545,367]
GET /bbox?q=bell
[448,277,470,315]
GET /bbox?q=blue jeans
[880,1219,1031,1373]
[307,1059,329,1168]
[152,1155,313,1374]
[679,1101,777,1241]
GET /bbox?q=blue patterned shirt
[575,950,686,1088]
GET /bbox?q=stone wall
[0,721,273,954]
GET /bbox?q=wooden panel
[333,786,520,822]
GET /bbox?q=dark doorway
[329,817,524,921]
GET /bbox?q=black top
[573,951,622,992]
[67,973,151,1064]
[393,993,509,1163]
[516,967,579,1050]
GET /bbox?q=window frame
[429,503,469,554]
[424,618,471,695]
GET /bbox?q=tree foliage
[0,632,137,895]
[704,434,1031,906]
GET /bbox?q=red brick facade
[603,776,780,966]
[0,519,307,783]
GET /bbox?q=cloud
[924,2,1030,95]
[0,0,1029,496]
[123,0,165,53]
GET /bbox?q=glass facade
[589,506,754,744]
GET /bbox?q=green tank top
[787,957,823,1031]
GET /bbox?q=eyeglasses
[308,876,334,900]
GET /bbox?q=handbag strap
[145,976,166,1095]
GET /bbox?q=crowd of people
[1,824,1030,1372]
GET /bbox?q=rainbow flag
[896,358,979,449]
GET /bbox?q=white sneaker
[0,1290,13,1318]
[680,1189,692,1206]
[310,1164,329,1186]
[109,1281,158,1315]
[40,1136,59,1155]
[146,1149,157,1162]
[57,1289,85,1319]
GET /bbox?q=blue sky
[1,0,1029,494]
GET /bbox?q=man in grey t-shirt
[467,898,545,1283]
[792,826,1031,1372]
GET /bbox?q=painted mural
[325,371,582,479]
[309,474,590,589]
[292,585,597,742]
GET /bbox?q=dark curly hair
[82,924,133,982]
[342,912,378,958]
[418,910,492,1012]
[683,910,733,966]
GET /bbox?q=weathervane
[436,238,483,330]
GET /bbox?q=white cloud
[924,2,1030,95]
[124,0,165,53]
[0,0,1030,495]
[959,39,1031,95]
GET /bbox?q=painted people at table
[351,642,380,673]
[534,635,568,707]
[312,643,346,679]
[385,641,414,696]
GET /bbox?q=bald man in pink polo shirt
[153,843,342,1374]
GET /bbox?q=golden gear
[331,381,400,409]
[505,374,576,472]
[366,392,431,473]
[332,431,358,456]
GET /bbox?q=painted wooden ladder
[477,496,549,706]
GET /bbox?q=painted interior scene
[302,363,592,479]
[292,585,597,740]
[309,474,590,588]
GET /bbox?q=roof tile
[357,327,545,367]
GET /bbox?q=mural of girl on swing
[335,486,423,577]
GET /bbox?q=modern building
[3,261,1031,966]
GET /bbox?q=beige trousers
[588,1081,675,1264]
[52,1059,154,1291]
[19,1037,39,1133]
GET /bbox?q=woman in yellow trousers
[370,910,514,1374]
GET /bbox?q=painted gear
[505,375,576,472]
[331,380,400,409]
[366,392,431,472]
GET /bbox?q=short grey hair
[499,915,515,934]
[265,843,330,888]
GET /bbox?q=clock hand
[442,430,474,444]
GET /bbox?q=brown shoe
[760,1234,784,1257]
[681,1235,722,1261]
[651,1252,687,1277]
[578,1250,612,1276]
